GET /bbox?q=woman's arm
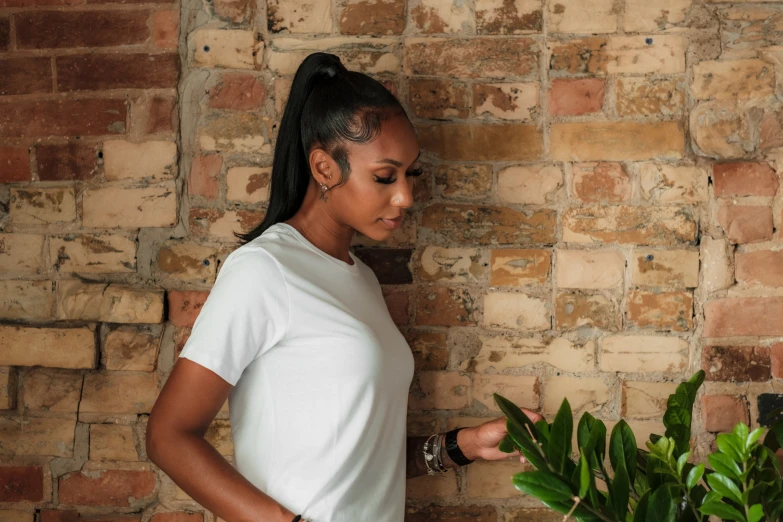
[147,359,296,522]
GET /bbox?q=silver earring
[320,183,328,191]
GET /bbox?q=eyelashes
[374,168,424,185]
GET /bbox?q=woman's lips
[381,216,403,229]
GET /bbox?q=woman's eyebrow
[373,151,422,167]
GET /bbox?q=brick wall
[2,0,783,520]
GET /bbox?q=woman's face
[322,114,421,241]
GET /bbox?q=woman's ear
[308,148,335,185]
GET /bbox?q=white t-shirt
[178,222,415,522]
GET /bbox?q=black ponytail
[236,52,407,244]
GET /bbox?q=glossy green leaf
[512,471,574,504]
[498,434,516,454]
[610,420,637,485]
[707,473,744,505]
[495,393,539,439]
[610,460,630,519]
[633,491,650,522]
[708,453,742,481]
[686,463,704,491]
[645,486,676,522]
[549,399,573,474]
[747,504,764,522]
[717,433,744,462]
[734,423,749,442]
[507,419,547,471]
[747,427,764,449]
[676,451,689,477]
[578,453,590,499]
[699,501,746,522]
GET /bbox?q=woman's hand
[458,408,543,463]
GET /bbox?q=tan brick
[476,0,541,34]
[409,371,471,410]
[419,247,485,283]
[168,290,210,328]
[632,249,699,288]
[548,0,617,33]
[10,188,76,225]
[556,249,624,289]
[0,280,52,320]
[600,335,689,373]
[50,234,136,274]
[0,511,33,522]
[551,121,684,161]
[497,165,563,204]
[555,292,619,331]
[470,336,595,373]
[90,424,138,461]
[406,473,458,499]
[0,368,13,410]
[701,237,734,294]
[81,372,159,414]
[615,77,685,117]
[467,461,528,498]
[713,162,779,197]
[548,78,605,116]
[624,0,692,32]
[543,376,610,416]
[411,0,471,33]
[639,164,709,203]
[433,165,492,200]
[267,38,399,76]
[0,234,44,276]
[193,30,259,69]
[563,206,697,245]
[473,82,538,120]
[268,0,332,33]
[422,204,556,245]
[226,167,271,203]
[83,183,177,229]
[506,508,561,522]
[405,37,538,78]
[56,281,165,324]
[189,208,263,241]
[473,374,539,411]
[339,0,406,35]
[718,204,774,244]
[22,368,82,412]
[572,162,631,203]
[627,290,693,331]
[549,35,686,75]
[0,326,95,369]
[622,381,678,419]
[483,292,549,331]
[692,59,775,101]
[690,100,753,159]
[419,123,543,161]
[103,141,177,181]
[409,78,469,119]
[157,243,218,283]
[701,395,748,433]
[0,417,75,457]
[405,331,448,371]
[104,326,161,372]
[490,249,551,286]
[704,297,783,337]
[736,250,783,287]
[199,113,271,154]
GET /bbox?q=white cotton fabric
[179,222,415,522]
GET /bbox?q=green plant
[494,370,783,522]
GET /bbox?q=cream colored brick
[692,59,775,101]
[268,0,332,33]
[605,35,686,74]
[104,327,161,372]
[56,281,165,324]
[50,234,136,274]
[0,234,44,276]
[103,140,177,181]
[0,280,53,320]
[412,0,471,33]
[551,121,685,161]
[475,0,541,34]
[490,249,551,287]
[473,374,539,411]
[497,165,563,205]
[556,249,624,289]
[420,247,485,283]
[199,113,271,155]
[0,511,33,522]
[0,326,95,369]
[81,372,159,414]
[548,0,617,33]
[701,238,734,294]
[600,335,689,373]
[194,30,260,69]
[90,424,138,461]
[605,419,664,449]
[83,183,177,229]
[23,368,82,412]
[467,461,528,498]
[226,167,271,203]
[0,417,75,457]
[157,243,218,283]
[409,371,471,410]
[639,164,709,203]
[624,0,692,32]
[483,293,550,331]
[474,83,538,120]
[631,249,699,288]
[10,188,76,225]
[267,38,399,75]
[622,381,678,419]
[406,473,458,499]
[470,336,595,373]
[544,376,611,417]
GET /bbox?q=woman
[146,52,543,522]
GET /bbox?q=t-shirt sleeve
[178,245,289,386]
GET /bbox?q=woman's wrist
[439,427,480,467]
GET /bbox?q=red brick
[40,511,79,522]
[0,466,44,501]
[702,395,748,433]
[718,205,774,244]
[405,38,538,79]
[0,147,31,182]
[416,285,477,326]
[548,78,605,116]
[340,0,405,35]
[188,155,222,199]
[57,53,179,92]
[770,343,783,379]
[702,345,771,382]
[0,18,9,50]
[572,162,631,202]
[736,250,783,287]
[0,99,127,138]
[0,57,52,95]
[15,11,150,49]
[153,10,178,49]
[405,505,497,522]
[383,287,409,326]
[409,78,469,119]
[0,0,80,5]
[167,290,210,327]
[212,0,253,22]
[704,297,783,337]
[208,73,266,111]
[713,162,779,197]
[59,470,156,507]
[143,96,176,134]
[150,513,203,522]
[36,143,99,181]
